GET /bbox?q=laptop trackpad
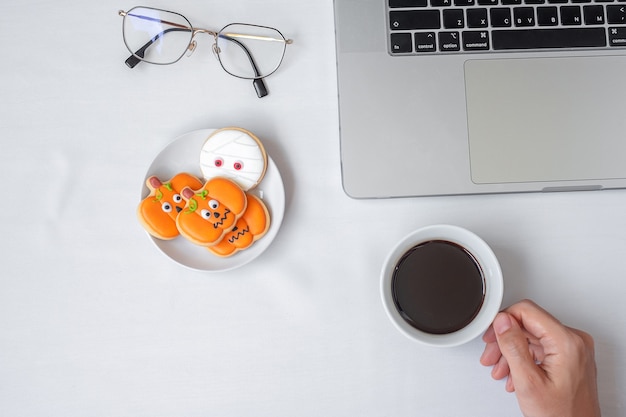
[464,56,626,184]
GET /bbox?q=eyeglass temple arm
[219,35,268,98]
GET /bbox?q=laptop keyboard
[388,0,626,53]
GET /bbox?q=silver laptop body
[334,0,626,198]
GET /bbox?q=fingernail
[493,313,512,335]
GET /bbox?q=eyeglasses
[118,6,293,98]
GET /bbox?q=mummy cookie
[176,177,248,247]
[208,193,271,257]
[137,173,203,240]
[199,127,267,191]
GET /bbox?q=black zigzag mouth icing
[212,208,232,229]
[228,226,250,243]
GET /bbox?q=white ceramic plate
[140,129,285,271]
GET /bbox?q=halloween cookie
[208,193,271,257]
[176,177,248,247]
[137,173,203,240]
[199,127,267,191]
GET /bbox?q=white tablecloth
[1,1,624,416]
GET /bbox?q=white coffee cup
[380,225,503,347]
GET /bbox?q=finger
[480,340,502,366]
[492,312,545,389]
[568,327,596,352]
[482,324,496,343]
[491,354,510,381]
[504,299,565,342]
[505,375,516,392]
[528,339,547,363]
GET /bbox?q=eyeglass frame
[118,6,293,98]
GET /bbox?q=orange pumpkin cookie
[137,173,203,240]
[176,177,247,246]
[208,193,271,257]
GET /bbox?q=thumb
[493,312,544,390]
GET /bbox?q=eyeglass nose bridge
[185,28,220,58]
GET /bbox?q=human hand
[480,299,601,417]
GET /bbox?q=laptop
[333,0,626,198]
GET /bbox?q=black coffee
[391,240,485,334]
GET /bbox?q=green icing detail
[197,190,209,200]
[164,182,173,191]
[186,199,198,213]
[155,189,163,201]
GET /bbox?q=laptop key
[537,6,559,25]
[561,6,582,25]
[390,33,413,52]
[443,9,465,28]
[462,30,490,50]
[609,27,626,45]
[514,7,536,26]
[390,10,442,30]
[467,8,489,27]
[454,0,475,5]
[439,31,461,51]
[491,8,513,26]
[389,0,429,7]
[415,32,438,51]
[583,5,605,24]
[492,27,607,49]
[607,5,626,24]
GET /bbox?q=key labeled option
[439,31,461,51]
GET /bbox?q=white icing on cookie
[199,128,267,191]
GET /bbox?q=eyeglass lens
[216,24,287,79]
[123,7,193,65]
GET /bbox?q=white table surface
[1,1,625,416]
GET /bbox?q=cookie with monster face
[137,173,203,240]
[208,193,270,257]
[176,177,248,247]
[199,127,267,191]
